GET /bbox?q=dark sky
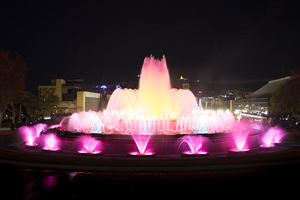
[1,0,299,91]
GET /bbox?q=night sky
[1,0,299,91]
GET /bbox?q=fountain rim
[46,128,262,140]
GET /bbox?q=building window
[183,84,189,89]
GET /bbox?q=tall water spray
[66,56,236,134]
[106,55,199,118]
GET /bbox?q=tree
[0,49,28,127]
[269,69,300,116]
[24,88,60,121]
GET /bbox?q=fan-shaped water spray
[42,133,61,151]
[77,135,102,154]
[261,126,285,148]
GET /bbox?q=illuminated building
[38,79,102,114]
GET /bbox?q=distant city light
[100,85,107,89]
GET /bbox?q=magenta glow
[78,135,101,154]
[182,150,208,155]
[229,148,250,153]
[42,133,61,151]
[34,123,48,137]
[19,126,38,147]
[261,126,285,148]
[131,134,152,154]
[128,151,155,156]
[230,123,250,151]
[181,135,208,154]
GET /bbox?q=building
[38,79,103,114]
[231,76,291,123]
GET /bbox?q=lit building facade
[38,79,102,114]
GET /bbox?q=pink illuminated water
[107,56,198,117]
[180,135,208,154]
[131,134,152,154]
[19,126,37,146]
[230,123,250,151]
[67,111,103,133]
[19,123,49,147]
[65,56,237,134]
[42,133,61,151]
[261,126,285,148]
[78,135,101,154]
[34,123,48,137]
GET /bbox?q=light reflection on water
[0,165,296,199]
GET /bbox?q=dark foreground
[1,130,300,199]
[1,159,299,199]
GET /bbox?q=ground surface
[0,130,300,199]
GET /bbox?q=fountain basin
[25,142,38,148]
[47,130,261,156]
[42,147,62,152]
[260,144,275,149]
[181,151,208,157]
[229,148,251,155]
[127,151,156,157]
[77,150,103,155]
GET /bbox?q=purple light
[19,123,48,147]
[25,141,38,147]
[128,134,155,156]
[182,150,208,156]
[229,148,250,153]
[77,135,102,155]
[33,123,48,137]
[127,151,156,157]
[230,123,250,151]
[78,150,102,154]
[19,126,38,147]
[261,126,285,148]
[42,133,61,151]
[131,134,152,154]
[180,135,208,155]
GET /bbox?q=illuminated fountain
[34,123,48,137]
[67,111,103,133]
[127,134,155,157]
[67,56,236,134]
[19,123,48,147]
[17,56,266,156]
[77,135,102,155]
[180,135,208,156]
[229,123,251,154]
[261,126,285,148]
[42,133,61,152]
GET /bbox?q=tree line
[0,48,59,127]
